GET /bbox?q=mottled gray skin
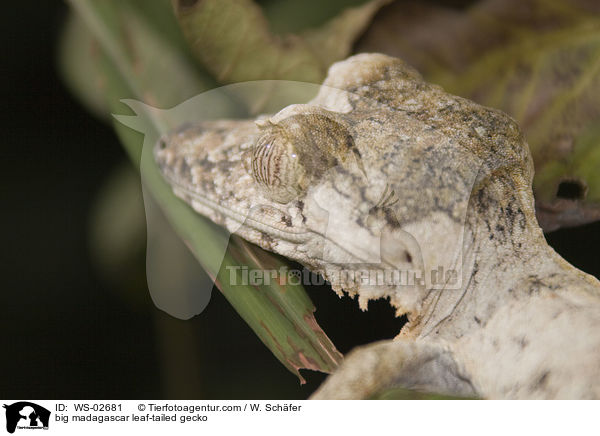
[155,54,600,399]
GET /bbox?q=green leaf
[357,0,600,230]
[222,239,343,382]
[62,0,343,381]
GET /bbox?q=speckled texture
[156,54,600,399]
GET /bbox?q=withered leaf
[173,0,390,84]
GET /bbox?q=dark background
[1,1,599,399]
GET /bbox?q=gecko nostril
[158,139,167,150]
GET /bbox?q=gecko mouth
[157,164,401,271]
[159,168,314,244]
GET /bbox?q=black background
[1,1,598,399]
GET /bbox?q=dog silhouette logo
[3,402,50,433]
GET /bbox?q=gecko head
[154,53,539,323]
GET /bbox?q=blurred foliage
[258,0,378,33]
[357,0,600,230]
[58,12,108,119]
[88,163,147,305]
[172,0,389,112]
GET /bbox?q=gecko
[154,53,600,399]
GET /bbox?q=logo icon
[3,402,50,434]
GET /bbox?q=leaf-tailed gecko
[155,54,600,399]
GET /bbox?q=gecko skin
[155,54,600,399]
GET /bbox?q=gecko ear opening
[251,126,307,204]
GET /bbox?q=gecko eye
[251,111,361,204]
[251,130,306,203]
